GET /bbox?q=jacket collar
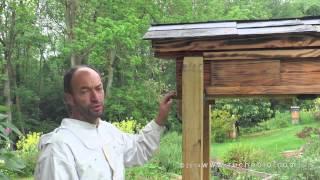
[60,118,102,149]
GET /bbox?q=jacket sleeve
[34,142,79,180]
[122,120,165,167]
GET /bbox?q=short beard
[73,103,104,124]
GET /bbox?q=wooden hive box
[145,16,320,98]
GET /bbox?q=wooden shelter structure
[143,16,320,180]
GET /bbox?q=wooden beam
[206,85,320,96]
[280,60,320,85]
[176,57,183,99]
[182,57,204,180]
[205,95,298,100]
[152,33,320,58]
[281,59,320,73]
[204,49,320,60]
[281,72,320,85]
[203,101,212,180]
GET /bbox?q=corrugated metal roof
[143,16,320,40]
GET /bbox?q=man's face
[66,67,105,123]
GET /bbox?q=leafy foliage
[126,131,182,179]
[2,0,320,178]
[112,118,141,133]
[215,98,273,127]
[223,144,271,168]
[211,109,238,143]
[0,114,24,179]
[15,132,41,176]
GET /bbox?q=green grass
[211,122,320,160]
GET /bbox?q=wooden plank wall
[211,60,280,86]
[205,59,320,96]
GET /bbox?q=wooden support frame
[182,57,210,179]
[203,101,212,180]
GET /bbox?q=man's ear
[64,93,74,106]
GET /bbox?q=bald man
[35,65,175,180]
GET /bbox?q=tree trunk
[14,48,24,133]
[106,49,115,98]
[39,47,44,95]
[3,64,12,123]
[3,6,16,124]
[65,0,80,66]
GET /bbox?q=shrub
[272,111,291,128]
[240,111,290,135]
[0,150,25,179]
[265,139,320,179]
[215,98,273,127]
[313,98,320,122]
[126,131,182,179]
[314,111,320,122]
[299,110,316,124]
[296,127,320,139]
[211,110,238,143]
[0,113,25,179]
[15,132,41,176]
[223,144,270,168]
[112,118,142,133]
[156,132,182,174]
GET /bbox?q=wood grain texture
[176,57,183,99]
[280,60,320,73]
[211,60,280,86]
[182,57,204,180]
[280,60,320,85]
[281,73,320,85]
[204,61,211,88]
[206,85,320,95]
[152,33,320,58]
[154,51,204,59]
[203,102,211,180]
[204,49,320,60]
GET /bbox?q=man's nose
[90,90,99,101]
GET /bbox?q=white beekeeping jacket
[35,118,165,180]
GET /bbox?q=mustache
[90,102,104,107]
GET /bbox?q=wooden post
[182,57,204,180]
[203,101,211,180]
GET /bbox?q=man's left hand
[155,91,176,126]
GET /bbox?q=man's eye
[81,90,89,94]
